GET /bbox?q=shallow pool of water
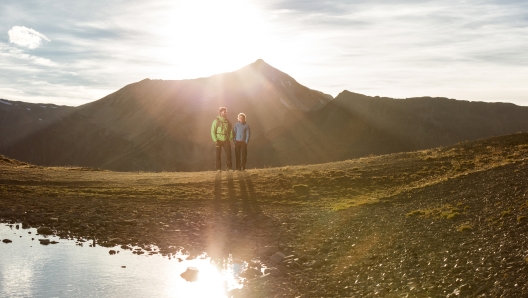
[0,224,244,297]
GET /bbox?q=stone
[180,267,199,282]
[39,239,50,245]
[270,252,286,265]
[2,239,12,243]
[109,250,117,255]
[37,227,53,235]
[239,268,262,278]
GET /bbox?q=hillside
[2,63,528,172]
[1,133,528,297]
[0,99,75,152]
[251,91,528,167]
[0,60,332,171]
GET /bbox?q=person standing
[211,107,233,171]
[233,113,250,171]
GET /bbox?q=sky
[1,0,528,107]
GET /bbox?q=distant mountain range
[2,59,528,171]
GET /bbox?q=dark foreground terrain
[1,133,528,297]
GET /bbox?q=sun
[161,0,275,78]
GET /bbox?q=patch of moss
[406,204,463,220]
[457,223,472,232]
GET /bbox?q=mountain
[0,99,75,152]
[250,91,528,166]
[0,60,332,171]
[2,60,528,171]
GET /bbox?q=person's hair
[238,113,246,121]
[218,107,227,115]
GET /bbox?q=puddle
[0,224,245,297]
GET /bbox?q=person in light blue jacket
[233,113,250,171]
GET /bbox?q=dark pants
[215,141,232,170]
[235,142,247,170]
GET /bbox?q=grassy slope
[1,133,528,297]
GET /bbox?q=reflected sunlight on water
[0,224,244,297]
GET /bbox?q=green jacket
[211,116,234,142]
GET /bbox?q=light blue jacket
[233,122,250,144]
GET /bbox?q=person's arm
[246,124,250,144]
[211,120,217,142]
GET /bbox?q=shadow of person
[226,171,238,216]
[213,172,222,213]
[238,172,263,216]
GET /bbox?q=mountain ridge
[1,60,528,171]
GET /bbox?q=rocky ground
[1,133,528,297]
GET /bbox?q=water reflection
[0,224,244,297]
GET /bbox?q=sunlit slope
[2,60,331,171]
[251,91,528,166]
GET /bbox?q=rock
[180,267,199,282]
[22,222,30,229]
[39,239,50,245]
[50,241,59,244]
[239,268,262,278]
[270,252,286,265]
[109,250,117,255]
[37,227,53,235]
[2,239,12,243]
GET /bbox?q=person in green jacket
[211,107,234,171]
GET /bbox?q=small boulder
[37,227,53,235]
[269,252,286,265]
[39,239,50,245]
[2,239,12,243]
[180,267,199,282]
[239,268,262,278]
[109,250,117,255]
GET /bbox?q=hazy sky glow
[1,0,527,106]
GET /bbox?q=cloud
[0,43,57,67]
[8,26,50,49]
